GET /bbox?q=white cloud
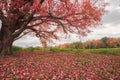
[83,24,120,41]
[13,35,40,47]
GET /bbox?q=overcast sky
[13,0,120,47]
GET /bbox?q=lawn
[0,50,120,80]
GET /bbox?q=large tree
[0,0,106,56]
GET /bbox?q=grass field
[12,46,120,54]
[0,49,120,80]
[49,47,120,54]
[13,47,120,55]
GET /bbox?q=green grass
[12,46,120,55]
[83,48,120,55]
[24,47,40,51]
[49,48,120,55]
[12,46,23,51]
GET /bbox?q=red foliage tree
[0,0,106,56]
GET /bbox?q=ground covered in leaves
[0,51,120,80]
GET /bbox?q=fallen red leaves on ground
[0,51,120,80]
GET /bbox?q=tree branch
[12,11,35,38]
[40,0,44,4]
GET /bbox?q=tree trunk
[0,39,13,57]
[0,24,14,57]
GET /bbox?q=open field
[13,46,120,55]
[49,48,120,55]
[0,50,120,80]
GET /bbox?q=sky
[12,0,120,47]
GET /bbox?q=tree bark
[0,24,14,57]
[0,37,14,57]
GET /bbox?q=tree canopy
[0,0,106,55]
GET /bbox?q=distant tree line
[57,37,120,49]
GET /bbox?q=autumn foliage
[0,0,106,55]
[57,37,120,49]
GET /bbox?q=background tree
[70,42,83,49]
[57,37,120,49]
[0,0,106,56]
[116,38,120,47]
[101,37,108,48]
[58,43,70,48]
